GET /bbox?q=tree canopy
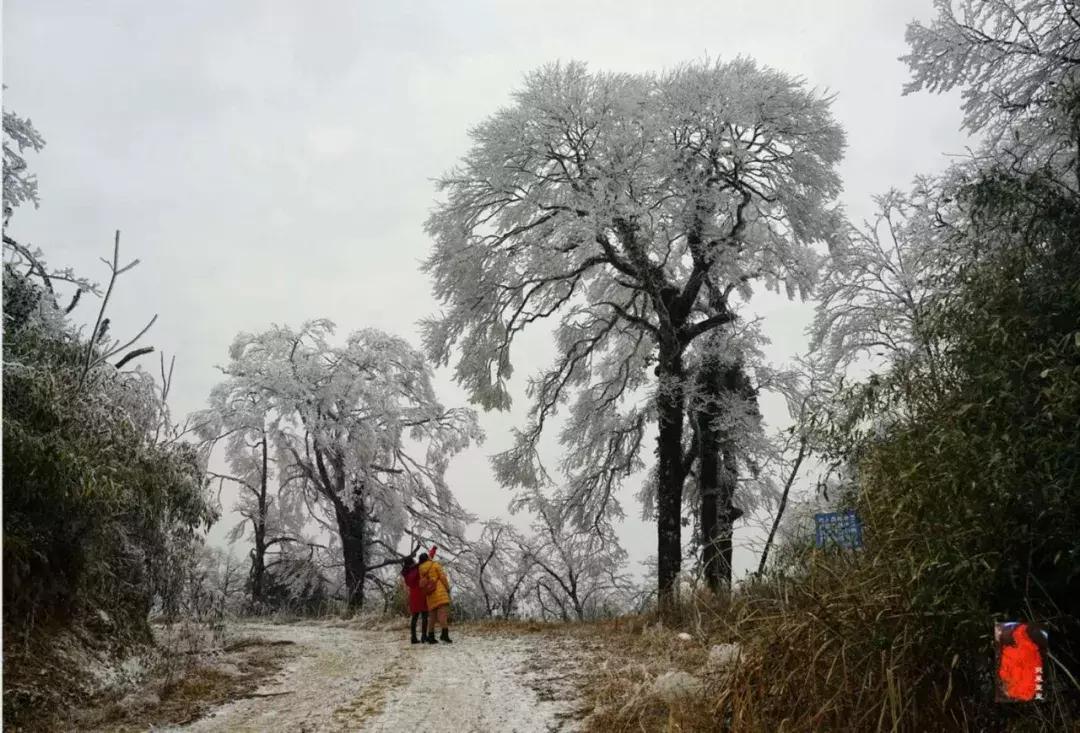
[424,57,846,604]
[206,321,482,607]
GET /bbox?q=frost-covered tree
[455,520,534,618]
[523,495,636,621]
[175,544,247,622]
[3,103,46,225]
[424,58,845,607]
[686,345,758,591]
[811,185,955,377]
[472,521,532,618]
[196,381,313,611]
[752,354,845,575]
[904,0,1080,181]
[215,321,482,609]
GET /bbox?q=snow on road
[361,634,574,732]
[172,621,583,733]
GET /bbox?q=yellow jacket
[418,559,450,609]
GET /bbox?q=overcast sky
[3,1,970,580]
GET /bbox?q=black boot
[410,613,422,644]
[425,632,438,644]
[440,628,453,644]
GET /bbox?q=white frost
[173,621,582,732]
[708,642,741,670]
[651,671,703,704]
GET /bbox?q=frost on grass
[651,670,703,705]
[708,642,742,671]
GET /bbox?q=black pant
[410,611,428,639]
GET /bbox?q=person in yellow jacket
[417,549,452,643]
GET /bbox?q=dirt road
[170,621,587,733]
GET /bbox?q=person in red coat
[401,556,429,644]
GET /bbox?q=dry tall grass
[578,539,1078,732]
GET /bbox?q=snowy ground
[169,621,586,733]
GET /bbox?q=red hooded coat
[401,566,428,614]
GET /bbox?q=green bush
[855,169,1080,665]
[762,169,1080,729]
[2,264,214,640]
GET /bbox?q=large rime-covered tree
[424,59,845,607]
[215,321,482,609]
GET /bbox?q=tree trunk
[314,447,368,612]
[719,365,753,587]
[716,446,739,589]
[569,574,584,621]
[758,436,808,576]
[697,360,744,592]
[335,502,367,611]
[249,436,269,608]
[697,354,722,593]
[655,347,686,612]
[250,529,266,608]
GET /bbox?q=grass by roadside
[2,620,298,732]
[76,635,296,732]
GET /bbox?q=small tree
[197,383,312,611]
[811,186,954,378]
[460,520,534,618]
[523,495,635,621]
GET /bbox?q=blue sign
[814,509,863,549]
